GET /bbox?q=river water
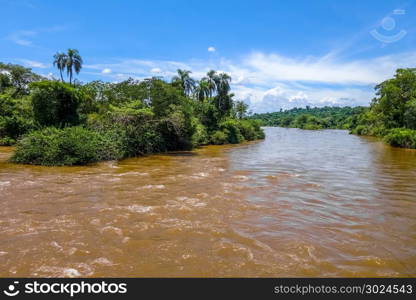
[0,127,415,277]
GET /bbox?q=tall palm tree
[216,72,231,95]
[215,72,232,115]
[172,69,195,96]
[194,79,210,101]
[65,49,83,85]
[205,70,218,98]
[53,52,67,82]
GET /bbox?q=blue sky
[1,0,416,112]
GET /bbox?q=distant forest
[251,106,366,130]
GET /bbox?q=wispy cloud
[17,59,48,68]
[8,30,37,46]
[7,26,68,47]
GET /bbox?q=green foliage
[210,130,228,145]
[88,107,164,157]
[30,81,81,127]
[219,119,244,144]
[0,93,34,143]
[11,127,122,166]
[0,62,43,96]
[349,68,416,149]
[252,106,366,130]
[212,119,265,145]
[384,128,416,149]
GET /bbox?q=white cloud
[208,46,216,52]
[8,30,36,46]
[150,67,161,73]
[101,68,112,74]
[17,59,48,68]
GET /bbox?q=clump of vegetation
[384,128,416,149]
[11,126,121,166]
[349,68,416,148]
[1,49,264,165]
[251,106,366,130]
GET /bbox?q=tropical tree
[65,49,83,85]
[204,70,218,98]
[216,72,231,95]
[234,100,248,119]
[194,79,210,101]
[214,72,232,115]
[172,69,195,96]
[53,52,67,82]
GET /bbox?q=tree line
[251,106,366,130]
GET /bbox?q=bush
[384,128,416,149]
[0,137,15,146]
[192,119,209,146]
[210,130,228,145]
[11,127,123,166]
[0,94,34,143]
[30,81,81,127]
[88,108,165,156]
[219,119,244,144]
[237,119,265,140]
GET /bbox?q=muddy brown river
[1,127,416,277]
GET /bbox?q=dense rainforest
[0,49,264,166]
[251,68,416,149]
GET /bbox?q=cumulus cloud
[101,68,112,74]
[208,46,216,52]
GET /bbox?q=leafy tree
[30,81,81,127]
[234,100,248,119]
[0,62,43,96]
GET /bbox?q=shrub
[219,119,244,144]
[30,81,81,127]
[191,119,209,146]
[384,128,416,149]
[237,119,265,140]
[0,94,34,143]
[88,108,165,156]
[0,137,15,146]
[11,127,122,166]
[210,130,228,145]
